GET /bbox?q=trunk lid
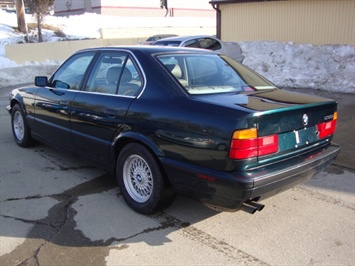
[196,89,338,163]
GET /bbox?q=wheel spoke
[123,154,153,203]
[14,111,24,140]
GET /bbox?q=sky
[0,10,354,93]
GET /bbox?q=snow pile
[0,64,60,88]
[240,41,355,93]
[0,16,61,87]
[0,24,24,46]
[0,11,354,93]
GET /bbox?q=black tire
[11,104,33,147]
[116,143,176,214]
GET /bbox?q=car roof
[148,34,178,38]
[75,45,216,56]
[153,35,217,43]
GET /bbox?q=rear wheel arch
[114,139,176,214]
[112,132,164,163]
[113,136,167,177]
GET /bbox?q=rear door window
[85,52,143,96]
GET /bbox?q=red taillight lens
[316,112,337,139]
[229,129,278,160]
[257,135,279,156]
[230,138,258,159]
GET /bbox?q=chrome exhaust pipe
[240,200,265,214]
[245,200,265,212]
[240,204,257,214]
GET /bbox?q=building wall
[54,0,85,15]
[0,0,15,11]
[5,38,131,64]
[54,0,215,17]
[218,0,355,46]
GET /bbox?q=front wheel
[11,104,33,147]
[116,143,176,214]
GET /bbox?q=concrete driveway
[0,86,354,266]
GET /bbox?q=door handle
[106,109,117,118]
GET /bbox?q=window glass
[51,52,95,90]
[184,39,199,48]
[121,58,142,96]
[85,52,142,96]
[154,41,181,47]
[199,38,221,51]
[157,54,275,95]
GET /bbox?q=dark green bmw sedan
[7,46,340,214]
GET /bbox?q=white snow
[240,41,355,93]
[0,10,354,93]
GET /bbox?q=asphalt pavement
[0,85,354,266]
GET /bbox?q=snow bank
[0,64,59,88]
[240,41,355,93]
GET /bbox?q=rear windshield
[156,54,276,95]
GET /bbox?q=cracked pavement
[1,86,354,266]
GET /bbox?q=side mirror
[53,80,70,90]
[35,76,48,87]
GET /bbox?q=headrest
[121,67,132,82]
[107,66,133,84]
[106,66,121,84]
[171,64,182,79]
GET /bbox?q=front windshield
[156,54,276,94]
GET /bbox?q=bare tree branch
[25,0,54,42]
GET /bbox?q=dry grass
[27,23,60,31]
[14,23,66,38]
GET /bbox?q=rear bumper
[161,143,341,210]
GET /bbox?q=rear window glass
[156,54,275,94]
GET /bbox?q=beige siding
[220,0,355,45]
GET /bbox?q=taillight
[316,112,337,139]
[229,128,278,160]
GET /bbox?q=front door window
[51,52,95,90]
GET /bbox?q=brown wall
[5,38,132,64]
[219,0,355,45]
